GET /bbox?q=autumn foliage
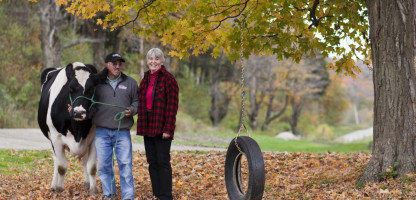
[53,0,370,76]
[1,150,416,199]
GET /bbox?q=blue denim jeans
[95,127,135,199]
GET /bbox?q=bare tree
[37,0,66,69]
[244,55,281,130]
[283,55,329,136]
[209,51,236,126]
[261,94,288,131]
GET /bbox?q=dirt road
[0,129,225,151]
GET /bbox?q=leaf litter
[1,151,416,199]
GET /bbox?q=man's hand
[67,104,72,113]
[124,109,132,117]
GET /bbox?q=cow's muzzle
[72,106,87,121]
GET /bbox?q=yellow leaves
[56,0,67,6]
[96,19,103,25]
[47,0,370,77]
[327,56,363,78]
[56,0,111,21]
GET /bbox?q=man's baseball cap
[105,52,125,63]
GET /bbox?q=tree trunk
[209,85,231,127]
[139,36,145,78]
[209,52,231,127]
[37,0,62,69]
[358,0,416,184]
[261,94,288,131]
[289,97,305,136]
[353,104,360,125]
[248,77,260,130]
[92,28,106,70]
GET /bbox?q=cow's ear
[65,63,75,78]
[97,68,108,84]
[85,64,97,74]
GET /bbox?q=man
[93,52,139,200]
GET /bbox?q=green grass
[250,134,371,153]
[133,131,371,153]
[0,149,52,174]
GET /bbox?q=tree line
[0,0,354,139]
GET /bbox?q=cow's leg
[82,155,89,189]
[51,146,67,192]
[50,154,59,191]
[82,143,98,195]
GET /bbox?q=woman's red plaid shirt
[136,66,179,139]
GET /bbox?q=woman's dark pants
[144,134,172,200]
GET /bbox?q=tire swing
[225,18,265,200]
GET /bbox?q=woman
[137,47,179,200]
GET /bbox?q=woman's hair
[146,48,165,62]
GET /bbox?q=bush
[176,77,211,124]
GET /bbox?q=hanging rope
[234,17,249,154]
[237,21,248,136]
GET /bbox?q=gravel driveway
[0,129,225,151]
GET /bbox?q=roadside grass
[0,149,52,174]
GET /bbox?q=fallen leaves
[1,151,416,199]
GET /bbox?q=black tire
[225,136,265,200]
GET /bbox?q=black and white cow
[38,62,99,195]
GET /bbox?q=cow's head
[66,62,98,121]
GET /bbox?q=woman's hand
[162,133,170,139]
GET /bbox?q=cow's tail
[50,140,56,155]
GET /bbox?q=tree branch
[203,0,250,33]
[205,0,250,18]
[266,94,289,123]
[119,0,156,28]
[63,37,104,49]
[308,0,320,29]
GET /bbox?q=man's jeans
[95,127,135,199]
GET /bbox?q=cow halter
[69,87,97,110]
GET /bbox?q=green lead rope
[108,110,126,199]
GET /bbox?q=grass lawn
[250,134,371,153]
[132,131,371,153]
[0,149,52,174]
